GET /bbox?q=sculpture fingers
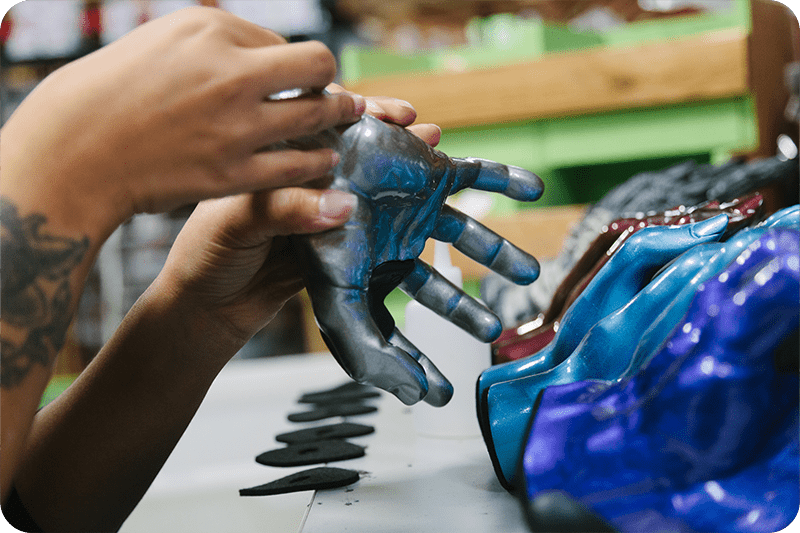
[432,205,540,285]
[388,328,453,407]
[451,157,544,202]
[308,284,429,405]
[399,258,502,342]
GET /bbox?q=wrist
[1,95,130,246]
[135,276,248,375]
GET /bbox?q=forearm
[11,277,244,532]
[0,134,116,502]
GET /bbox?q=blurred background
[1,0,797,399]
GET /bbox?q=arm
[7,185,353,531]
[0,193,103,508]
[5,94,438,531]
[1,5,365,514]
[11,274,244,532]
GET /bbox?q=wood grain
[346,30,749,129]
[746,0,799,158]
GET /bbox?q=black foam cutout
[287,403,377,423]
[256,440,365,467]
[276,422,375,444]
[298,388,381,404]
[298,382,379,403]
[240,467,360,496]
[304,381,372,395]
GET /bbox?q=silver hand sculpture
[289,114,543,407]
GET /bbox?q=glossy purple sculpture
[290,114,543,406]
[519,228,800,533]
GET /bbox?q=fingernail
[319,190,357,221]
[330,151,341,168]
[351,93,366,116]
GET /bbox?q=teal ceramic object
[480,206,798,489]
[476,215,728,401]
[476,215,728,488]
[485,242,719,487]
[628,204,800,376]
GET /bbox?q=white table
[120,353,529,533]
[300,389,529,533]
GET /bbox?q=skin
[0,7,439,531]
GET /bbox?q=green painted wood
[435,96,756,206]
[340,0,750,85]
[601,0,751,48]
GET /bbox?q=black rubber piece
[240,467,360,496]
[256,440,366,467]
[298,381,381,404]
[287,403,378,423]
[276,422,375,444]
[298,389,382,404]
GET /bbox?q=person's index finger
[244,40,337,97]
[452,157,544,202]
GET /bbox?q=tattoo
[1,196,89,388]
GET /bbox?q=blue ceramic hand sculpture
[484,244,720,487]
[481,206,800,487]
[519,228,800,532]
[629,204,799,375]
[291,114,543,406]
[477,215,728,402]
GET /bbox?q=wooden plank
[345,30,749,129]
[745,0,798,158]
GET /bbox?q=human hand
[325,83,442,145]
[290,115,544,406]
[153,93,440,362]
[0,7,364,236]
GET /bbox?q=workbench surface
[120,353,528,533]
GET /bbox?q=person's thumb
[261,187,357,236]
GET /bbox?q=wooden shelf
[345,29,749,130]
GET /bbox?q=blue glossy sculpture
[485,245,719,487]
[519,228,800,532]
[481,206,800,487]
[629,204,799,375]
[290,114,543,406]
[476,215,728,403]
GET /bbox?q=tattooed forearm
[1,196,90,388]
